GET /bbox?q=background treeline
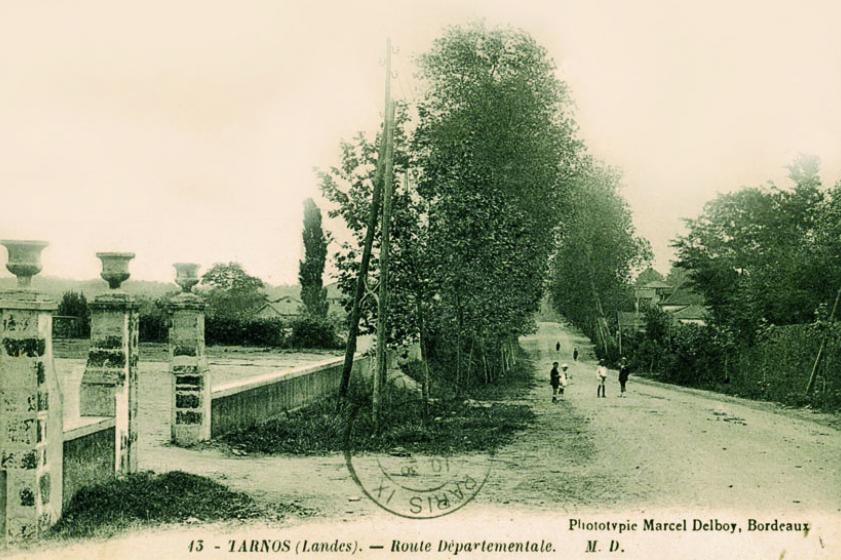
[53,262,343,350]
[613,156,841,410]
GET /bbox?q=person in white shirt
[596,360,608,398]
[558,363,569,398]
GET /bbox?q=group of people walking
[550,343,631,402]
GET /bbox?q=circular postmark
[343,396,493,519]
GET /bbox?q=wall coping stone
[211,353,367,399]
[0,290,57,311]
[169,292,205,310]
[89,291,139,310]
[63,416,116,442]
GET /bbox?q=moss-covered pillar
[79,253,139,474]
[0,240,63,544]
[169,263,210,445]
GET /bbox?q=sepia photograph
[0,1,839,558]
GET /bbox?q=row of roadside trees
[320,24,651,394]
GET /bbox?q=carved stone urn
[174,263,200,293]
[96,252,135,290]
[1,239,48,288]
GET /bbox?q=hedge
[204,316,286,347]
[622,320,841,411]
[286,315,342,349]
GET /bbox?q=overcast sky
[2,0,841,285]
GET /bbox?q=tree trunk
[336,124,388,407]
[416,295,431,421]
[455,295,464,397]
[583,247,615,359]
[465,337,476,388]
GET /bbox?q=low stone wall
[210,355,371,438]
[62,418,116,508]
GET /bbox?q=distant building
[253,295,303,320]
[634,280,674,312]
[621,278,710,331]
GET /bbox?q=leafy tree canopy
[202,262,264,291]
[322,23,584,387]
[672,154,835,341]
[201,262,266,319]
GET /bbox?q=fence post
[78,253,139,474]
[169,263,211,445]
[0,240,63,543]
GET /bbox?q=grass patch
[221,353,537,456]
[50,471,293,539]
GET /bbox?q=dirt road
[479,321,841,514]
[14,322,841,559]
[137,320,841,518]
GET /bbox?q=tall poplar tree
[299,198,329,317]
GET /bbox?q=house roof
[671,304,710,320]
[661,274,706,306]
[255,300,300,317]
[270,295,300,304]
[643,280,673,289]
[255,302,282,315]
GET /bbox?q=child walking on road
[550,362,561,402]
[596,360,607,398]
[618,357,630,397]
[558,363,569,399]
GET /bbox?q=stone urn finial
[1,240,48,288]
[174,263,200,293]
[96,252,135,290]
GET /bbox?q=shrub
[55,291,91,338]
[50,470,280,538]
[137,296,170,343]
[205,316,285,346]
[286,315,341,349]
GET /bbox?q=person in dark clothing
[618,357,630,397]
[556,341,561,352]
[573,347,579,361]
[550,362,560,402]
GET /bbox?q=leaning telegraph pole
[337,38,393,406]
[373,98,396,428]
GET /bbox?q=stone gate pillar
[0,240,63,544]
[79,253,139,474]
[169,263,210,445]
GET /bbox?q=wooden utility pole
[373,99,396,428]
[806,286,841,396]
[337,38,393,404]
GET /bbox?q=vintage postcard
[0,1,838,559]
